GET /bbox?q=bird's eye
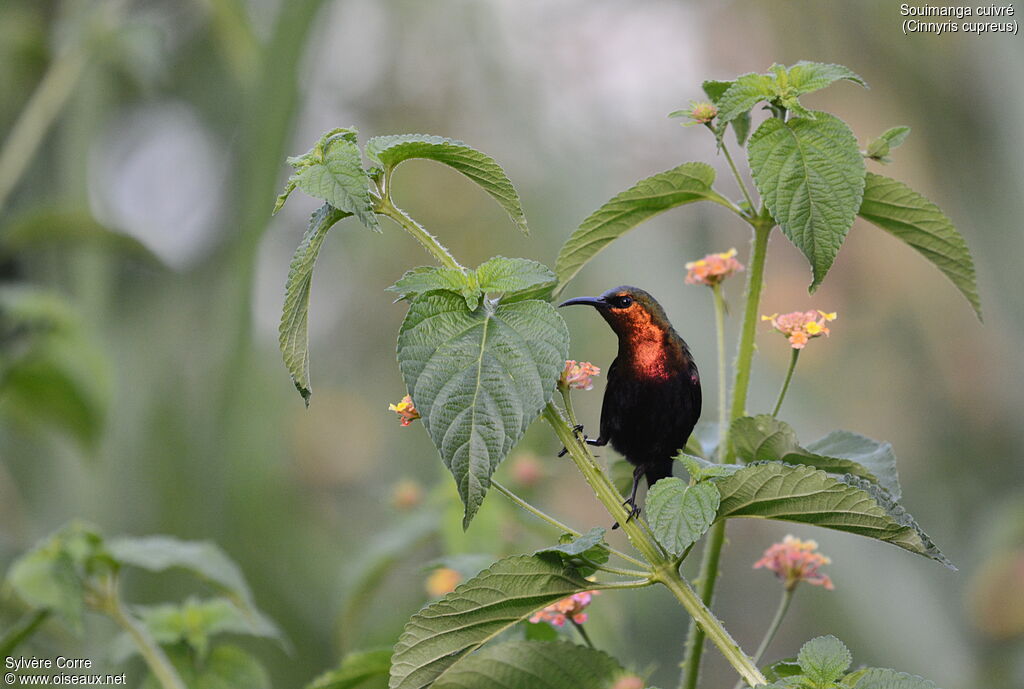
[613,295,633,308]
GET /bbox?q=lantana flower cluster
[685,248,744,286]
[754,535,834,591]
[389,394,420,426]
[762,310,837,349]
[529,590,599,627]
[561,360,601,391]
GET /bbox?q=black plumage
[560,286,701,523]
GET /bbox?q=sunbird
[559,286,702,525]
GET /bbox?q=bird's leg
[585,436,608,447]
[611,465,645,530]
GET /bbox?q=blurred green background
[2,1,1023,687]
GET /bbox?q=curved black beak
[558,296,605,308]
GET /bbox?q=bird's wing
[598,356,620,442]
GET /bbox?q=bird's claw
[611,499,641,530]
[558,425,587,457]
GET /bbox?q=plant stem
[377,199,465,271]
[732,588,795,689]
[0,609,50,657]
[105,589,186,689]
[571,619,596,649]
[490,479,646,570]
[720,140,757,216]
[544,402,766,686]
[0,47,89,214]
[712,283,729,456]
[681,221,773,689]
[771,349,800,417]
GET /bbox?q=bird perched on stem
[559,286,701,526]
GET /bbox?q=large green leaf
[432,640,629,689]
[397,293,568,527]
[646,479,720,557]
[475,257,556,297]
[797,635,852,686]
[714,463,952,567]
[277,128,379,231]
[307,649,392,689]
[555,163,728,289]
[279,203,350,404]
[366,134,528,234]
[786,62,866,96]
[730,416,901,499]
[387,266,478,309]
[748,113,866,291]
[858,173,981,319]
[389,554,598,689]
[850,668,939,689]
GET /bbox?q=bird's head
[559,286,673,340]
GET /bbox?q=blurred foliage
[0,1,1022,689]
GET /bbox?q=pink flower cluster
[561,360,601,391]
[529,591,599,627]
[685,248,744,287]
[762,310,837,349]
[754,535,835,591]
[389,394,421,427]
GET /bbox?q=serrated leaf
[717,72,776,123]
[536,527,609,576]
[397,294,568,527]
[714,463,953,567]
[389,554,601,689]
[555,163,728,289]
[803,430,902,501]
[387,266,479,309]
[798,635,852,686]
[307,649,392,689]
[786,62,866,96]
[366,134,528,234]
[142,645,270,689]
[676,453,743,481]
[865,127,911,163]
[646,479,720,557]
[764,658,802,682]
[731,415,801,461]
[858,173,981,319]
[279,204,350,404]
[432,640,629,689]
[850,668,939,689]
[284,129,379,231]
[748,112,866,290]
[475,257,557,297]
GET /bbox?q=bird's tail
[643,460,674,488]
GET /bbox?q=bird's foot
[558,425,587,457]
[610,499,641,530]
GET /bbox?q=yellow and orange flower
[762,310,837,350]
[425,567,462,597]
[754,535,834,591]
[685,248,744,287]
[389,394,421,427]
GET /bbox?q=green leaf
[850,668,939,689]
[646,479,720,557]
[107,536,262,612]
[523,621,559,641]
[279,203,350,404]
[280,128,379,231]
[387,266,479,309]
[307,649,392,689]
[798,635,852,687]
[786,62,867,96]
[717,72,776,123]
[730,416,900,498]
[700,80,751,147]
[536,528,609,576]
[432,640,629,689]
[858,173,981,319]
[748,112,866,290]
[764,658,802,682]
[475,257,557,298]
[555,163,728,289]
[142,645,270,689]
[865,127,911,163]
[389,554,602,689]
[397,293,568,527]
[366,134,528,234]
[111,597,283,663]
[714,463,953,567]
[676,453,743,481]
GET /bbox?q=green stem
[544,402,766,686]
[771,349,800,417]
[377,199,465,271]
[0,609,50,657]
[571,619,596,649]
[720,138,757,216]
[490,478,647,570]
[105,588,186,689]
[0,47,89,214]
[681,221,773,689]
[712,283,729,456]
[733,588,794,689]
